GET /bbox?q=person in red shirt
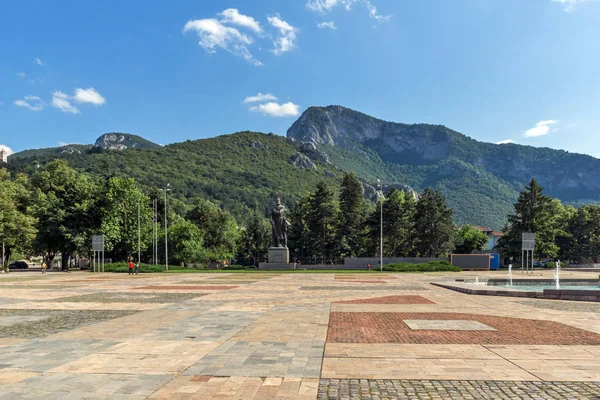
[128,260,134,275]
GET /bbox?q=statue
[270,198,291,248]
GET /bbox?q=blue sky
[1,0,599,158]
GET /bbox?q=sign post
[92,235,105,273]
[521,233,535,275]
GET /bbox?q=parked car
[532,260,545,267]
[8,261,29,270]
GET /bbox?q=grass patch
[382,261,461,272]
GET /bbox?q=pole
[164,187,168,272]
[378,179,383,272]
[137,199,141,265]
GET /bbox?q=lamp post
[160,184,171,271]
[378,179,383,272]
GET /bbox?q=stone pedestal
[268,247,289,264]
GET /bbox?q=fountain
[475,276,480,285]
[507,264,513,286]
[554,260,561,289]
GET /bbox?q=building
[0,148,7,164]
[472,226,504,250]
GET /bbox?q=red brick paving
[133,285,238,290]
[335,295,435,305]
[327,312,600,345]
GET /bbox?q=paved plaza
[0,270,598,399]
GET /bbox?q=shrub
[221,265,246,270]
[382,260,461,272]
[102,262,186,273]
[544,261,568,269]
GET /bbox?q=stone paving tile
[328,312,600,344]
[301,286,426,291]
[0,339,117,372]
[324,343,503,359]
[183,341,325,378]
[53,292,205,303]
[148,375,319,399]
[0,309,137,338]
[134,285,238,290]
[317,379,600,400]
[518,299,600,312]
[0,372,173,400]
[334,295,435,305]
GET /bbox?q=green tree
[288,197,311,260]
[0,169,37,268]
[383,188,416,257]
[336,173,368,257]
[497,178,560,259]
[167,218,209,265]
[454,225,488,254]
[306,182,338,263]
[414,189,455,257]
[30,160,100,270]
[187,198,239,261]
[567,205,600,263]
[237,211,271,266]
[99,177,152,261]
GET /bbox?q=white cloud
[524,120,558,138]
[267,15,298,55]
[14,95,44,111]
[33,57,45,66]
[0,145,14,157]
[74,87,106,105]
[497,139,516,145]
[219,8,262,33]
[552,0,591,12]
[307,0,391,21]
[250,101,300,117]
[17,72,26,78]
[51,91,80,114]
[244,93,278,103]
[184,18,261,66]
[317,21,337,29]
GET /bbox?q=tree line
[1,161,496,269]
[498,178,600,263]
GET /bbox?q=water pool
[500,285,600,292]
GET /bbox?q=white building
[0,148,7,164]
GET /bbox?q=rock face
[287,105,600,200]
[299,142,330,163]
[290,153,317,170]
[95,133,160,150]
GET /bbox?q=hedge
[382,260,461,272]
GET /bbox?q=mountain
[8,108,600,230]
[10,133,161,161]
[95,133,161,150]
[7,131,340,221]
[287,106,600,229]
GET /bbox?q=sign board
[522,232,535,251]
[92,235,104,252]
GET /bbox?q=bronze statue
[270,198,291,248]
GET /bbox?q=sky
[1,0,599,158]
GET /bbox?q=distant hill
[8,131,341,221]
[287,106,600,229]
[8,108,600,229]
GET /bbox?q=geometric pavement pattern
[0,269,598,399]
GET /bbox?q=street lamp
[160,184,171,271]
[378,179,383,272]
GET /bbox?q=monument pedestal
[260,247,294,270]
[268,247,289,264]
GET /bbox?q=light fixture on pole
[160,184,171,271]
[378,179,383,272]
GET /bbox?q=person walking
[41,261,47,274]
[128,260,134,275]
[134,262,139,275]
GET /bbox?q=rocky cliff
[95,133,161,150]
[287,106,600,202]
